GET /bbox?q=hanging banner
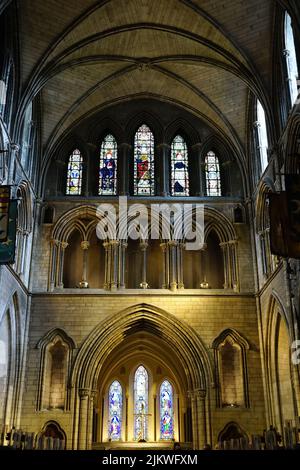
[0,199,17,264]
[269,190,300,259]
[0,185,10,242]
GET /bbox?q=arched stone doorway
[70,304,214,450]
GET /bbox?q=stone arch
[70,303,214,449]
[212,329,250,408]
[264,294,297,438]
[36,328,76,412]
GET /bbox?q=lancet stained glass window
[66,149,83,195]
[256,100,269,172]
[134,124,155,195]
[171,135,189,196]
[108,380,123,441]
[160,380,174,440]
[99,134,117,195]
[205,151,221,196]
[134,365,149,441]
[284,12,299,106]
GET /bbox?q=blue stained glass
[171,135,189,196]
[108,380,123,441]
[134,124,155,195]
[160,380,174,440]
[66,149,83,195]
[134,365,149,440]
[99,134,118,195]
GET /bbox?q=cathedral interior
[0,0,300,451]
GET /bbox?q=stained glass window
[256,100,269,172]
[66,149,83,195]
[171,135,189,196]
[134,365,149,441]
[108,380,123,441]
[284,12,299,106]
[160,380,174,440]
[134,124,155,195]
[99,134,117,195]
[205,151,221,196]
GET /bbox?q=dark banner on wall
[0,199,17,264]
[269,188,300,259]
[0,185,10,242]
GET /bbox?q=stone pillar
[160,242,168,288]
[118,143,131,195]
[229,240,239,292]
[119,241,127,289]
[189,391,198,450]
[103,241,111,289]
[156,143,170,196]
[190,143,203,196]
[195,389,207,449]
[199,243,208,288]
[79,240,90,288]
[57,241,69,288]
[140,240,148,289]
[220,242,230,289]
[177,242,184,289]
[78,389,90,450]
[168,241,178,291]
[110,240,120,290]
[49,239,59,291]
[87,391,97,450]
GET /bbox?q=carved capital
[80,240,90,250]
[78,388,90,398]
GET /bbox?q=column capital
[168,240,178,247]
[78,388,90,398]
[60,241,69,250]
[139,240,148,250]
[80,240,90,250]
[194,388,206,399]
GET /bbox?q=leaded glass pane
[108,380,123,441]
[205,151,221,196]
[171,135,189,196]
[285,12,299,106]
[134,365,149,440]
[99,134,117,195]
[160,380,174,440]
[66,149,83,195]
[134,124,155,195]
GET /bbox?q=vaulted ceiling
[13,0,277,160]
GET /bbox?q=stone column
[168,241,178,291]
[57,241,69,288]
[103,241,111,289]
[156,143,170,196]
[229,240,239,292]
[189,391,198,450]
[119,241,127,289]
[199,243,208,288]
[118,143,131,195]
[49,240,58,291]
[79,240,90,288]
[160,242,168,288]
[195,389,207,449]
[190,143,203,196]
[78,389,90,450]
[140,240,148,289]
[110,240,120,290]
[177,242,184,289]
[220,242,230,289]
[87,390,97,450]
